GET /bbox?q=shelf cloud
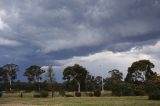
[0,0,160,81]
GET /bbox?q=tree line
[0,59,160,99]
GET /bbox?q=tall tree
[46,65,55,97]
[125,60,156,83]
[85,74,95,91]
[104,69,123,90]
[24,65,45,91]
[108,69,123,81]
[0,67,6,82]
[24,65,45,83]
[2,64,19,91]
[63,64,88,92]
[94,76,103,91]
[47,65,54,83]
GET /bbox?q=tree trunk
[8,74,12,91]
[9,79,12,91]
[77,81,80,93]
[38,78,41,91]
[52,83,54,97]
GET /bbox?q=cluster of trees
[0,59,160,99]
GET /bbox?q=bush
[134,85,145,96]
[0,92,2,97]
[149,91,160,100]
[112,83,134,96]
[94,90,101,97]
[20,91,23,98]
[134,89,145,96]
[75,92,81,97]
[33,91,49,98]
[40,91,49,98]
[59,90,65,96]
[88,92,94,97]
[65,94,74,97]
[33,92,41,98]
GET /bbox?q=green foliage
[63,64,88,91]
[134,85,145,96]
[108,69,123,81]
[46,65,55,83]
[134,89,145,96]
[88,92,94,97]
[104,69,123,90]
[94,90,101,97]
[2,64,19,81]
[85,75,95,91]
[75,92,81,97]
[40,91,49,98]
[33,92,41,98]
[112,83,134,96]
[33,91,49,98]
[125,60,156,83]
[65,94,74,97]
[59,90,65,96]
[145,75,160,94]
[94,76,103,91]
[0,92,2,97]
[149,91,160,100]
[0,67,7,82]
[24,65,45,83]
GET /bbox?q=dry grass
[0,93,160,106]
[0,104,63,106]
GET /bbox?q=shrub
[20,91,23,98]
[112,83,134,96]
[33,92,41,98]
[149,91,160,100]
[88,92,94,97]
[40,91,49,98]
[0,92,2,97]
[94,90,101,97]
[65,94,74,97]
[59,90,65,96]
[134,89,145,96]
[75,92,81,97]
[134,85,145,96]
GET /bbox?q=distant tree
[46,65,55,83]
[2,64,19,91]
[63,64,88,92]
[108,69,123,81]
[24,65,45,91]
[125,60,156,83]
[112,82,135,96]
[85,74,95,91]
[104,69,123,90]
[146,75,160,94]
[0,67,6,82]
[94,76,103,91]
[24,65,45,83]
[46,65,55,97]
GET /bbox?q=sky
[0,0,160,82]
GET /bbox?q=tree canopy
[24,65,45,83]
[63,64,88,92]
[125,60,156,83]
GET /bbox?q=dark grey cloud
[0,0,160,81]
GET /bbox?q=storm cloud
[0,0,160,81]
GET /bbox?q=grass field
[0,96,160,106]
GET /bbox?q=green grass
[0,96,160,106]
